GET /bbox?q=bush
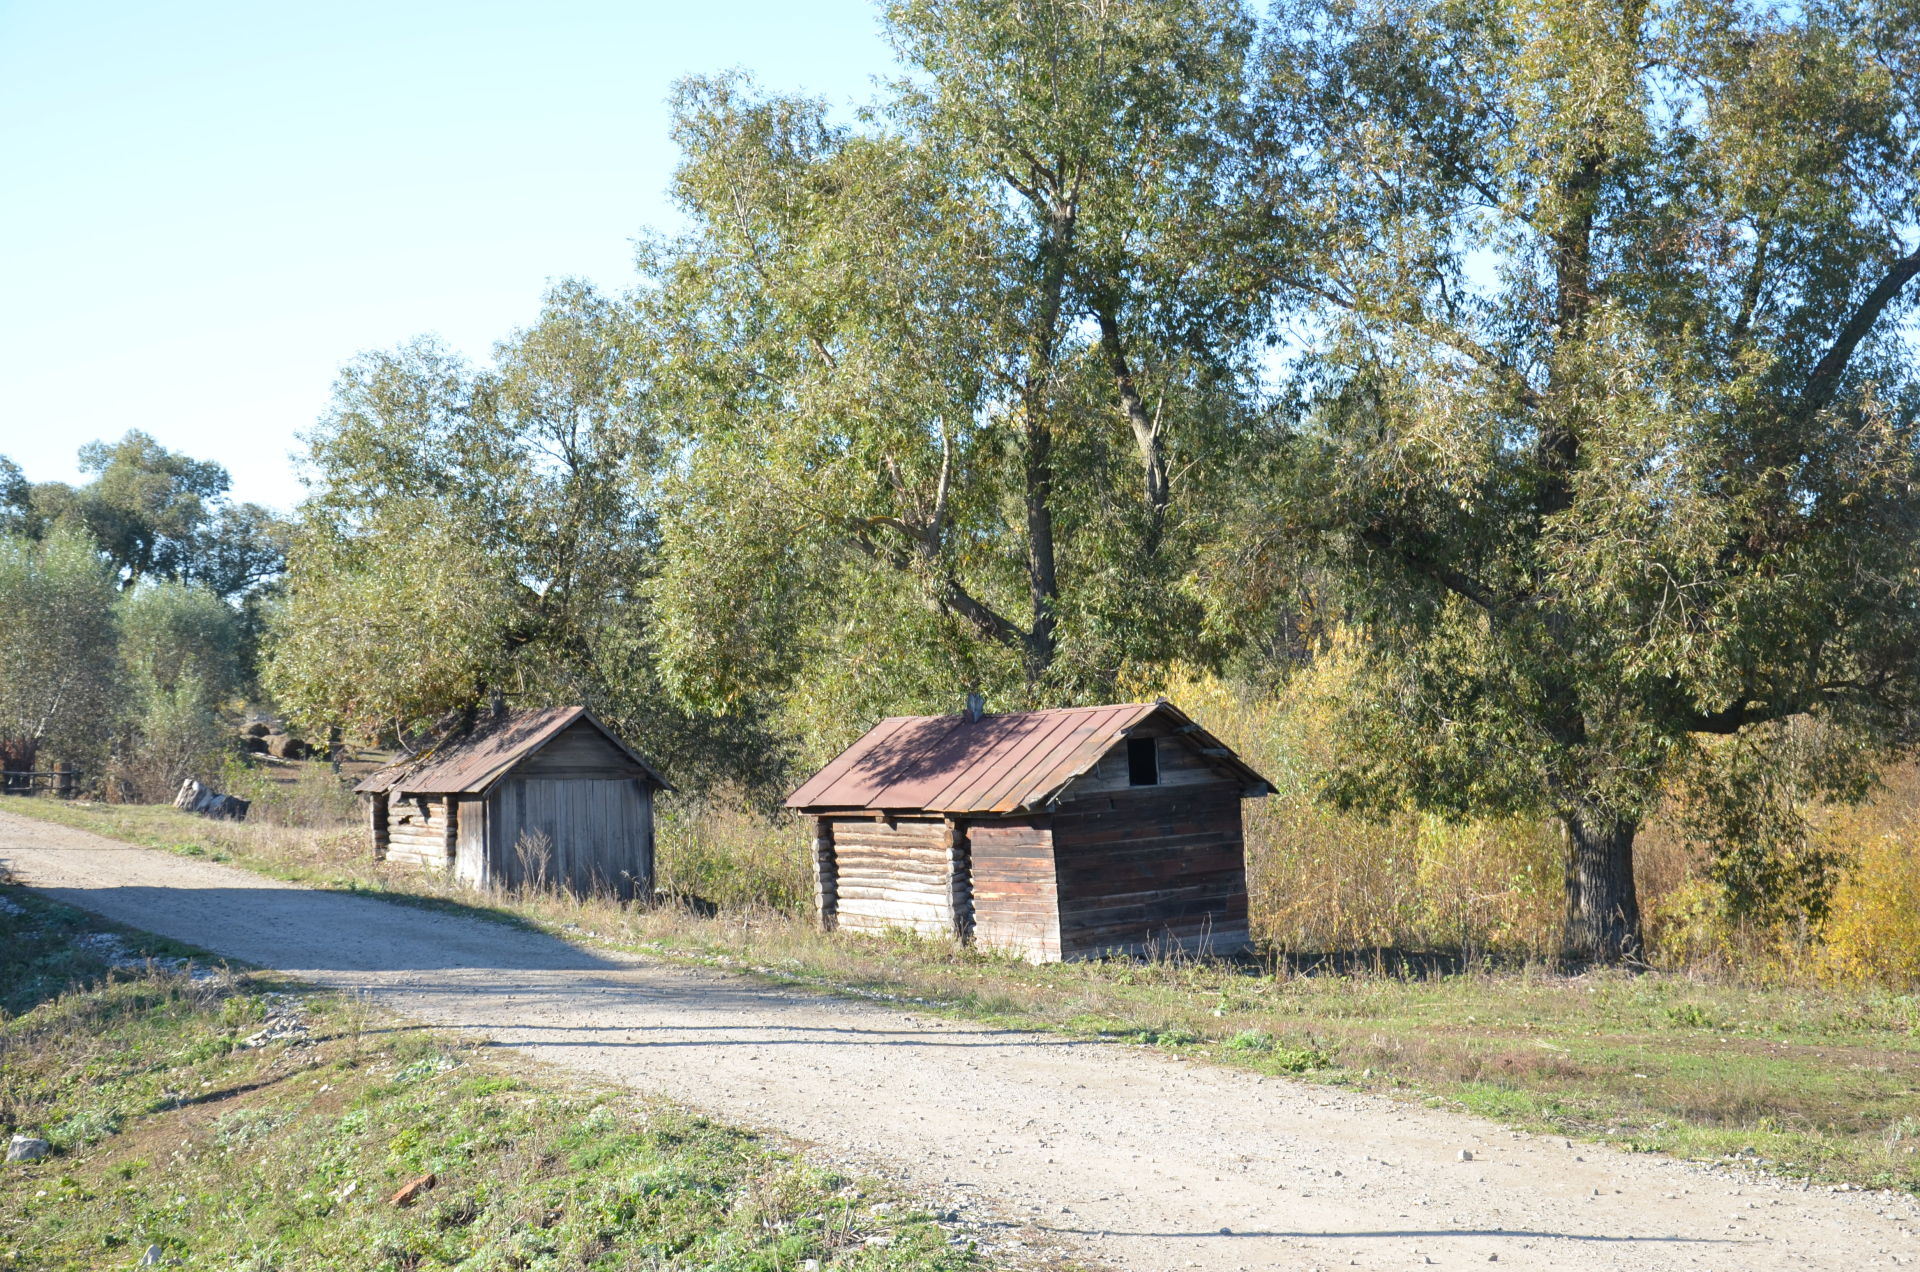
[1819,824,1920,987]
[108,675,228,802]
[654,794,810,912]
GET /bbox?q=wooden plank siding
[486,777,652,900]
[1047,781,1249,958]
[823,817,957,938]
[453,794,490,889]
[968,816,1060,961]
[512,720,649,780]
[1065,723,1242,795]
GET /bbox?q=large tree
[269,283,779,789]
[645,0,1272,731]
[22,432,287,601]
[0,528,123,773]
[1260,0,1920,960]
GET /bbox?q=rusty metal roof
[784,701,1268,814]
[355,706,671,797]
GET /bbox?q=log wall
[822,816,957,938]
[385,794,455,870]
[1047,781,1249,958]
[813,818,838,931]
[367,792,389,859]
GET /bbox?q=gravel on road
[5,807,1917,1272]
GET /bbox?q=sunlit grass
[9,793,1920,1196]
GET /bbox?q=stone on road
[3,808,1914,1271]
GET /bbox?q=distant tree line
[259,0,1920,963]
[0,434,287,796]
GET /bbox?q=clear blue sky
[0,0,891,510]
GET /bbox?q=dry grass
[12,706,1920,1198]
[9,791,1920,1195]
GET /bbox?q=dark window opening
[1127,736,1159,786]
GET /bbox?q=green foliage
[0,528,123,768]
[644,0,1274,725]
[269,287,784,791]
[118,580,244,704]
[1257,0,1920,957]
[22,431,286,600]
[0,456,28,536]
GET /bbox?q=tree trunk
[1562,809,1642,964]
[1017,201,1075,684]
[1093,303,1170,551]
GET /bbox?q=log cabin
[355,706,670,899]
[785,701,1269,961]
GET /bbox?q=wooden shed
[785,701,1269,962]
[355,707,670,899]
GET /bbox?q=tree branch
[1801,243,1920,415]
[1356,524,1499,613]
[1282,273,1542,411]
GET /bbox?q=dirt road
[5,808,1916,1271]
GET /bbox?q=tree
[27,431,287,600]
[0,457,28,536]
[115,580,247,798]
[0,528,123,774]
[269,284,782,790]
[645,0,1273,731]
[1259,0,1920,960]
[119,580,245,705]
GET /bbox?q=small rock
[137,1247,165,1266]
[388,1173,436,1207]
[5,1136,49,1164]
[1458,1149,1474,1162]
[800,1262,821,1272]
[863,1234,893,1247]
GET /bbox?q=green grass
[10,796,1920,1197]
[0,885,988,1271]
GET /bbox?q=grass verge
[0,882,988,1272]
[9,796,1920,1198]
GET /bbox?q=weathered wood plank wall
[968,817,1060,961]
[1049,782,1248,958]
[488,776,652,899]
[385,794,454,870]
